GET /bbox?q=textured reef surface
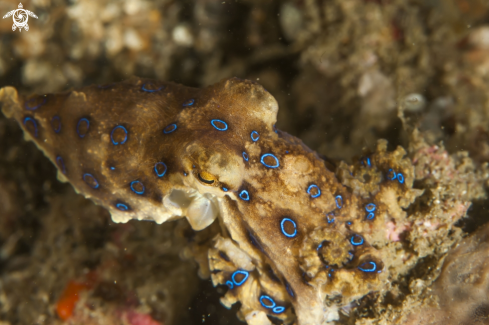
[1,77,487,325]
[400,221,489,325]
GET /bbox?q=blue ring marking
[335,195,343,209]
[346,221,353,226]
[182,99,195,107]
[259,295,276,309]
[273,124,278,134]
[242,152,249,161]
[285,282,295,298]
[239,190,250,201]
[316,241,324,252]
[154,162,167,178]
[210,119,228,131]
[326,213,335,224]
[365,203,376,212]
[184,172,188,176]
[366,212,375,220]
[358,261,377,273]
[260,153,280,168]
[280,218,297,238]
[130,180,145,195]
[116,202,129,211]
[222,187,228,192]
[110,166,116,171]
[163,123,177,134]
[25,97,47,110]
[387,168,397,180]
[51,116,61,133]
[226,281,234,289]
[397,173,405,184]
[76,118,90,138]
[350,234,364,246]
[307,184,321,198]
[110,125,128,145]
[56,156,66,175]
[83,173,99,189]
[23,116,38,138]
[361,157,371,167]
[141,83,164,93]
[272,306,285,314]
[231,270,249,286]
[251,131,259,142]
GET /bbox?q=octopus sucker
[0,77,476,325]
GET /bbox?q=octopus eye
[197,171,217,185]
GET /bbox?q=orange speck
[56,281,89,321]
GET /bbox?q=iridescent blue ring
[25,97,47,110]
[285,282,295,298]
[387,168,397,180]
[83,173,99,189]
[260,153,280,168]
[361,157,371,167]
[365,203,376,212]
[307,184,321,198]
[110,125,128,145]
[163,123,177,134]
[316,241,324,252]
[326,213,335,224]
[398,173,405,184]
[242,152,249,161]
[366,212,375,220]
[226,281,234,289]
[350,234,364,246]
[358,261,377,273]
[280,218,297,238]
[211,119,228,131]
[272,306,285,314]
[141,83,164,92]
[51,116,61,133]
[259,295,276,309]
[130,180,145,195]
[232,270,249,286]
[76,118,90,138]
[182,99,195,107]
[335,195,343,209]
[154,162,167,178]
[222,187,228,192]
[23,116,38,138]
[251,131,259,142]
[116,202,129,211]
[56,156,66,175]
[239,190,250,201]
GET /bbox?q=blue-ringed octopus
[0,78,422,325]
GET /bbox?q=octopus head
[163,135,245,231]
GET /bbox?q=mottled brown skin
[0,78,414,325]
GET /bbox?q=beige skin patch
[0,78,420,325]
